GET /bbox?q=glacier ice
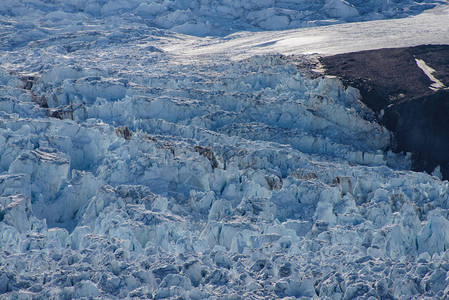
[1,0,449,299]
[0,0,443,40]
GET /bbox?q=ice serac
[9,148,70,201]
[0,194,34,233]
[418,214,449,255]
[325,0,360,19]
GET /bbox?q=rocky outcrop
[321,44,449,178]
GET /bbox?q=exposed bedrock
[321,44,449,178]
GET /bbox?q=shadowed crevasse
[320,44,449,178]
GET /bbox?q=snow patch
[415,58,446,90]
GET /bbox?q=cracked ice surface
[0,0,443,39]
[2,1,449,299]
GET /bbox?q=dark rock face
[115,126,133,140]
[320,45,449,178]
[384,90,449,176]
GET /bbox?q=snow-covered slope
[1,0,449,299]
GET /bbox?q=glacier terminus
[1,0,449,299]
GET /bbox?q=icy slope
[183,3,449,58]
[1,0,449,299]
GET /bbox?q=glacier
[1,0,449,299]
